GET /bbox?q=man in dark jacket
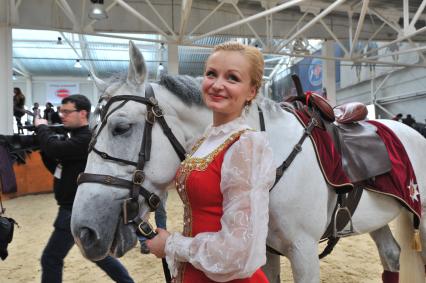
[402,114,416,128]
[35,94,134,283]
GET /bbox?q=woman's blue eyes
[205,71,239,82]
[228,75,239,82]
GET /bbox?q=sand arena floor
[0,190,384,282]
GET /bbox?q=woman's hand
[146,228,170,258]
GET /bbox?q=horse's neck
[248,96,300,131]
[247,97,306,165]
[178,105,211,147]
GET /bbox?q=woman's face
[202,50,256,126]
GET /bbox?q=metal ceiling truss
[5,0,426,80]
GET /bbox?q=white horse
[71,42,426,282]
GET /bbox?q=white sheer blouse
[165,117,276,282]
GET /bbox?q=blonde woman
[148,42,275,283]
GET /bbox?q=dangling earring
[244,100,251,115]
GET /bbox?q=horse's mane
[159,75,203,106]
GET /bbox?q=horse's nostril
[79,227,99,247]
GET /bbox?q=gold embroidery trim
[180,129,248,173]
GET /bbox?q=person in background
[13,87,26,133]
[32,102,40,118]
[50,106,62,125]
[147,41,276,282]
[43,102,55,124]
[321,87,327,99]
[392,113,403,121]
[402,114,416,128]
[34,94,135,283]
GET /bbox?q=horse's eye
[112,123,132,136]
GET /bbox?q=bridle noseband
[77,84,186,230]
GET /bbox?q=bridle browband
[77,84,187,230]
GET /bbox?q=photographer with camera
[34,94,134,283]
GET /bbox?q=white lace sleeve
[165,131,275,282]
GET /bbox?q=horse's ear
[127,41,146,86]
[91,73,107,93]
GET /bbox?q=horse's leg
[370,225,400,283]
[287,238,320,283]
[262,251,280,283]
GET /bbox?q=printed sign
[46,82,80,104]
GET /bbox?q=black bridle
[77,84,186,232]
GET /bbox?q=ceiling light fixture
[12,72,17,81]
[158,62,164,71]
[89,0,108,20]
[57,37,63,45]
[159,43,166,51]
[87,74,92,81]
[74,59,82,68]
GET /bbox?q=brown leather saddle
[285,91,391,184]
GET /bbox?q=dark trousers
[41,207,134,283]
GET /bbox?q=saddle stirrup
[333,203,354,238]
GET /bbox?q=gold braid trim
[181,129,249,172]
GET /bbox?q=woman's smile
[209,93,227,101]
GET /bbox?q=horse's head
[71,41,189,260]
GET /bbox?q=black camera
[51,134,67,141]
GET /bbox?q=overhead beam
[56,0,79,29]
[373,73,391,97]
[374,102,394,117]
[13,59,30,76]
[145,0,177,38]
[279,0,347,53]
[187,2,224,37]
[366,22,386,43]
[60,32,85,64]
[366,44,426,61]
[12,67,25,76]
[115,0,172,40]
[319,18,348,55]
[79,0,86,31]
[189,0,305,43]
[273,12,308,52]
[267,49,426,68]
[266,13,273,50]
[409,0,426,31]
[231,3,265,48]
[9,0,19,25]
[376,91,426,104]
[360,24,426,58]
[403,0,409,32]
[178,0,193,42]
[368,8,400,32]
[350,0,369,57]
[268,56,288,80]
[78,34,97,76]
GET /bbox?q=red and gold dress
[165,117,276,282]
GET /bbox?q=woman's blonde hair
[211,41,264,93]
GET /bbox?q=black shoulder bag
[0,193,18,260]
